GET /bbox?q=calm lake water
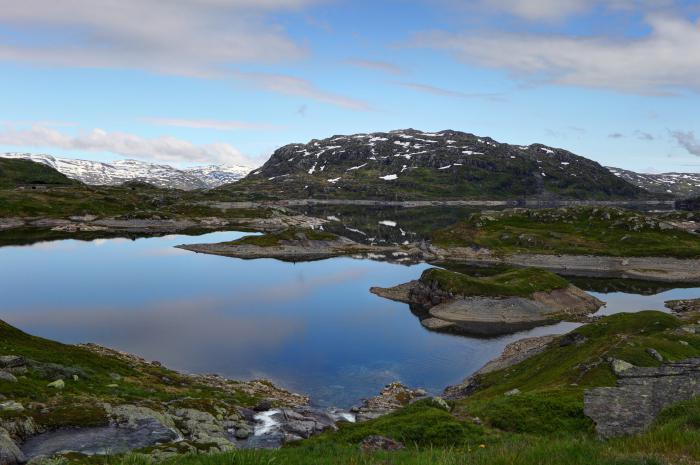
[1,230,699,407]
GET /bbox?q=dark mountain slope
[221,129,652,200]
[0,158,80,188]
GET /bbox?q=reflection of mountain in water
[566,276,700,296]
[291,205,500,245]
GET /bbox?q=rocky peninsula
[371,267,603,336]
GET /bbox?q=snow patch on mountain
[0,153,252,190]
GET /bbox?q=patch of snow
[347,163,367,171]
[328,177,341,184]
[540,147,555,155]
[379,220,397,227]
[379,174,398,181]
[346,227,367,236]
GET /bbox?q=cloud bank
[414,14,700,95]
[0,124,254,165]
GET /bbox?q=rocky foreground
[0,326,442,464]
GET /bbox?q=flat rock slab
[429,297,552,325]
[584,358,700,438]
[420,317,457,330]
[439,249,700,283]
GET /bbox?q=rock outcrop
[584,358,700,438]
[444,335,556,399]
[351,382,427,421]
[371,277,602,336]
[0,428,25,465]
[665,298,700,314]
[360,435,405,452]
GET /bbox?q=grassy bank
[229,228,338,247]
[420,267,570,298]
[40,310,699,465]
[0,320,275,432]
[433,207,700,258]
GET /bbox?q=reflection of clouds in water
[6,267,371,380]
[25,241,82,251]
[92,238,131,246]
[137,247,190,257]
[250,267,370,305]
[9,296,306,378]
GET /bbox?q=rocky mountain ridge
[607,166,700,198]
[228,129,652,200]
[0,153,251,190]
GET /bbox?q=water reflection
[0,231,698,407]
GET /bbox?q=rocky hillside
[0,153,251,190]
[224,129,651,200]
[607,167,700,198]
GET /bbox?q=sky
[0,0,699,172]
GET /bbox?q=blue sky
[0,0,699,172]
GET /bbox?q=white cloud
[345,58,405,75]
[474,0,678,21]
[0,0,319,77]
[144,117,284,131]
[397,82,501,100]
[0,124,255,166]
[480,0,590,21]
[671,130,700,156]
[233,71,373,111]
[414,14,700,95]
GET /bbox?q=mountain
[222,129,651,200]
[0,153,251,190]
[182,165,252,188]
[607,167,700,198]
[0,158,79,189]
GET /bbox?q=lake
[1,230,698,407]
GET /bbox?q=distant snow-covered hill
[607,167,700,198]
[0,153,252,190]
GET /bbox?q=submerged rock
[584,357,700,438]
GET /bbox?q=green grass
[305,399,489,448]
[0,320,261,430]
[0,158,79,188]
[421,267,570,298]
[230,228,338,246]
[16,311,700,465]
[433,207,700,258]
